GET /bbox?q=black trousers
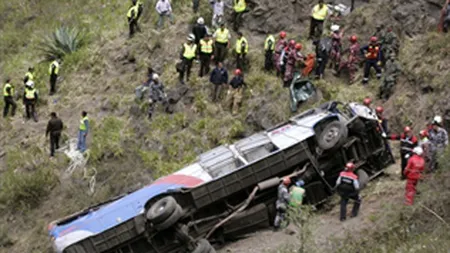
[233,11,244,31]
[179,58,194,83]
[214,42,228,64]
[24,99,37,122]
[3,96,17,117]
[199,53,212,77]
[192,0,199,12]
[50,133,61,157]
[339,192,361,220]
[236,53,246,70]
[50,74,58,94]
[264,50,274,71]
[309,18,324,39]
[315,55,329,78]
[128,18,140,38]
[363,60,382,84]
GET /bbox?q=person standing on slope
[336,162,361,221]
[274,177,291,230]
[403,147,425,205]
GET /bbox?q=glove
[405,154,410,159]
[381,132,387,138]
[377,61,382,66]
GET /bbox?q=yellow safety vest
[49,61,60,75]
[200,39,213,54]
[25,72,34,81]
[312,4,328,20]
[235,37,248,54]
[3,83,13,97]
[264,35,275,51]
[79,116,89,131]
[127,5,138,19]
[234,0,246,13]
[25,88,36,99]
[215,28,230,44]
[183,43,197,59]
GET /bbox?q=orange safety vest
[366,45,380,60]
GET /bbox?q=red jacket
[404,154,425,180]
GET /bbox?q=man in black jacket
[46,112,64,158]
[192,17,207,45]
[226,68,246,115]
[313,37,332,79]
[209,62,228,102]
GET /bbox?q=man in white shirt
[212,0,225,28]
[155,0,174,29]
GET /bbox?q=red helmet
[370,36,378,43]
[346,162,355,171]
[280,31,287,38]
[289,39,296,46]
[375,106,384,114]
[404,126,412,133]
[234,69,242,75]
[363,97,372,106]
[419,130,428,138]
[295,43,302,50]
[349,35,357,42]
[282,177,291,186]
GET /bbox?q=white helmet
[331,25,340,32]
[197,17,204,25]
[152,73,159,80]
[433,115,443,125]
[26,80,35,88]
[413,146,423,156]
[187,33,196,42]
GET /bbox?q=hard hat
[197,17,204,25]
[404,126,412,133]
[295,43,302,50]
[419,130,428,138]
[363,97,372,106]
[349,35,357,42]
[289,39,296,46]
[346,162,355,171]
[296,180,305,187]
[152,73,159,80]
[413,146,424,156]
[234,69,242,75]
[370,36,378,42]
[375,106,384,114]
[282,177,291,186]
[331,25,340,32]
[280,31,287,38]
[433,115,443,125]
[187,33,196,41]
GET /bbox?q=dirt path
[217,163,404,253]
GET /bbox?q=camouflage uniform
[429,127,449,155]
[274,183,290,229]
[379,55,401,100]
[373,26,386,45]
[383,31,399,57]
[147,80,168,119]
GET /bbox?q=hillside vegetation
[0,0,449,252]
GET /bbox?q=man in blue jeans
[77,111,89,153]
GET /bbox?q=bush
[38,26,87,60]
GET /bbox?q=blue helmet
[296,180,305,187]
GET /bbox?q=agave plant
[39,26,86,60]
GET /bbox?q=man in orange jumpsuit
[403,147,425,205]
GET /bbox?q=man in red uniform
[390,126,418,179]
[336,35,360,84]
[329,25,344,72]
[336,162,361,221]
[279,40,296,79]
[404,147,425,205]
[283,43,305,86]
[274,31,288,76]
[360,36,382,85]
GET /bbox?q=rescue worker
[127,0,141,38]
[212,0,224,29]
[179,34,197,84]
[379,53,401,101]
[199,33,214,77]
[390,126,418,179]
[193,0,199,13]
[336,35,360,84]
[419,130,436,172]
[136,0,144,21]
[274,31,288,76]
[45,112,64,158]
[3,79,16,118]
[274,177,291,230]
[235,32,249,71]
[289,180,306,208]
[309,0,329,40]
[264,34,275,71]
[209,62,228,102]
[403,147,425,205]
[360,36,382,85]
[156,0,174,30]
[48,59,60,95]
[314,37,332,79]
[363,97,372,111]
[429,116,449,168]
[383,27,399,56]
[336,162,361,221]
[23,67,34,85]
[279,40,296,79]
[226,69,246,115]
[233,0,247,31]
[23,81,38,122]
[302,54,316,77]
[376,106,389,135]
[77,111,89,153]
[283,43,304,87]
[329,25,344,72]
[213,22,231,64]
[148,74,168,119]
[192,17,208,45]
[373,25,385,46]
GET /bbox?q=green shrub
[90,117,131,162]
[38,26,87,60]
